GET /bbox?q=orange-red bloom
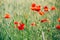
[58,18,60,22]
[51,6,56,10]
[18,23,25,30]
[44,6,48,11]
[40,18,48,23]
[31,7,36,11]
[38,11,44,16]
[14,21,18,24]
[31,3,36,11]
[35,5,41,12]
[56,24,60,30]
[31,22,36,26]
[31,3,36,7]
[4,13,10,18]
[31,3,41,12]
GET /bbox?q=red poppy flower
[31,3,36,11]
[58,18,60,22]
[51,6,56,10]
[31,7,36,11]
[14,21,18,24]
[4,13,10,18]
[18,23,25,30]
[35,5,41,12]
[56,24,60,30]
[38,11,44,16]
[31,3,36,7]
[44,6,48,11]
[40,18,48,23]
[31,22,36,26]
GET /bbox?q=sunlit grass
[0,0,60,40]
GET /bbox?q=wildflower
[31,3,36,11]
[56,24,60,30]
[51,6,56,10]
[31,22,36,26]
[31,3,36,7]
[31,3,41,12]
[58,18,60,22]
[38,11,44,15]
[18,23,25,30]
[14,21,18,24]
[40,18,48,23]
[31,7,36,11]
[44,6,48,11]
[35,5,41,12]
[4,13,10,18]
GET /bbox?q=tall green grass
[0,0,60,40]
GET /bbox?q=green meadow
[0,0,60,40]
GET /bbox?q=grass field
[0,0,60,40]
